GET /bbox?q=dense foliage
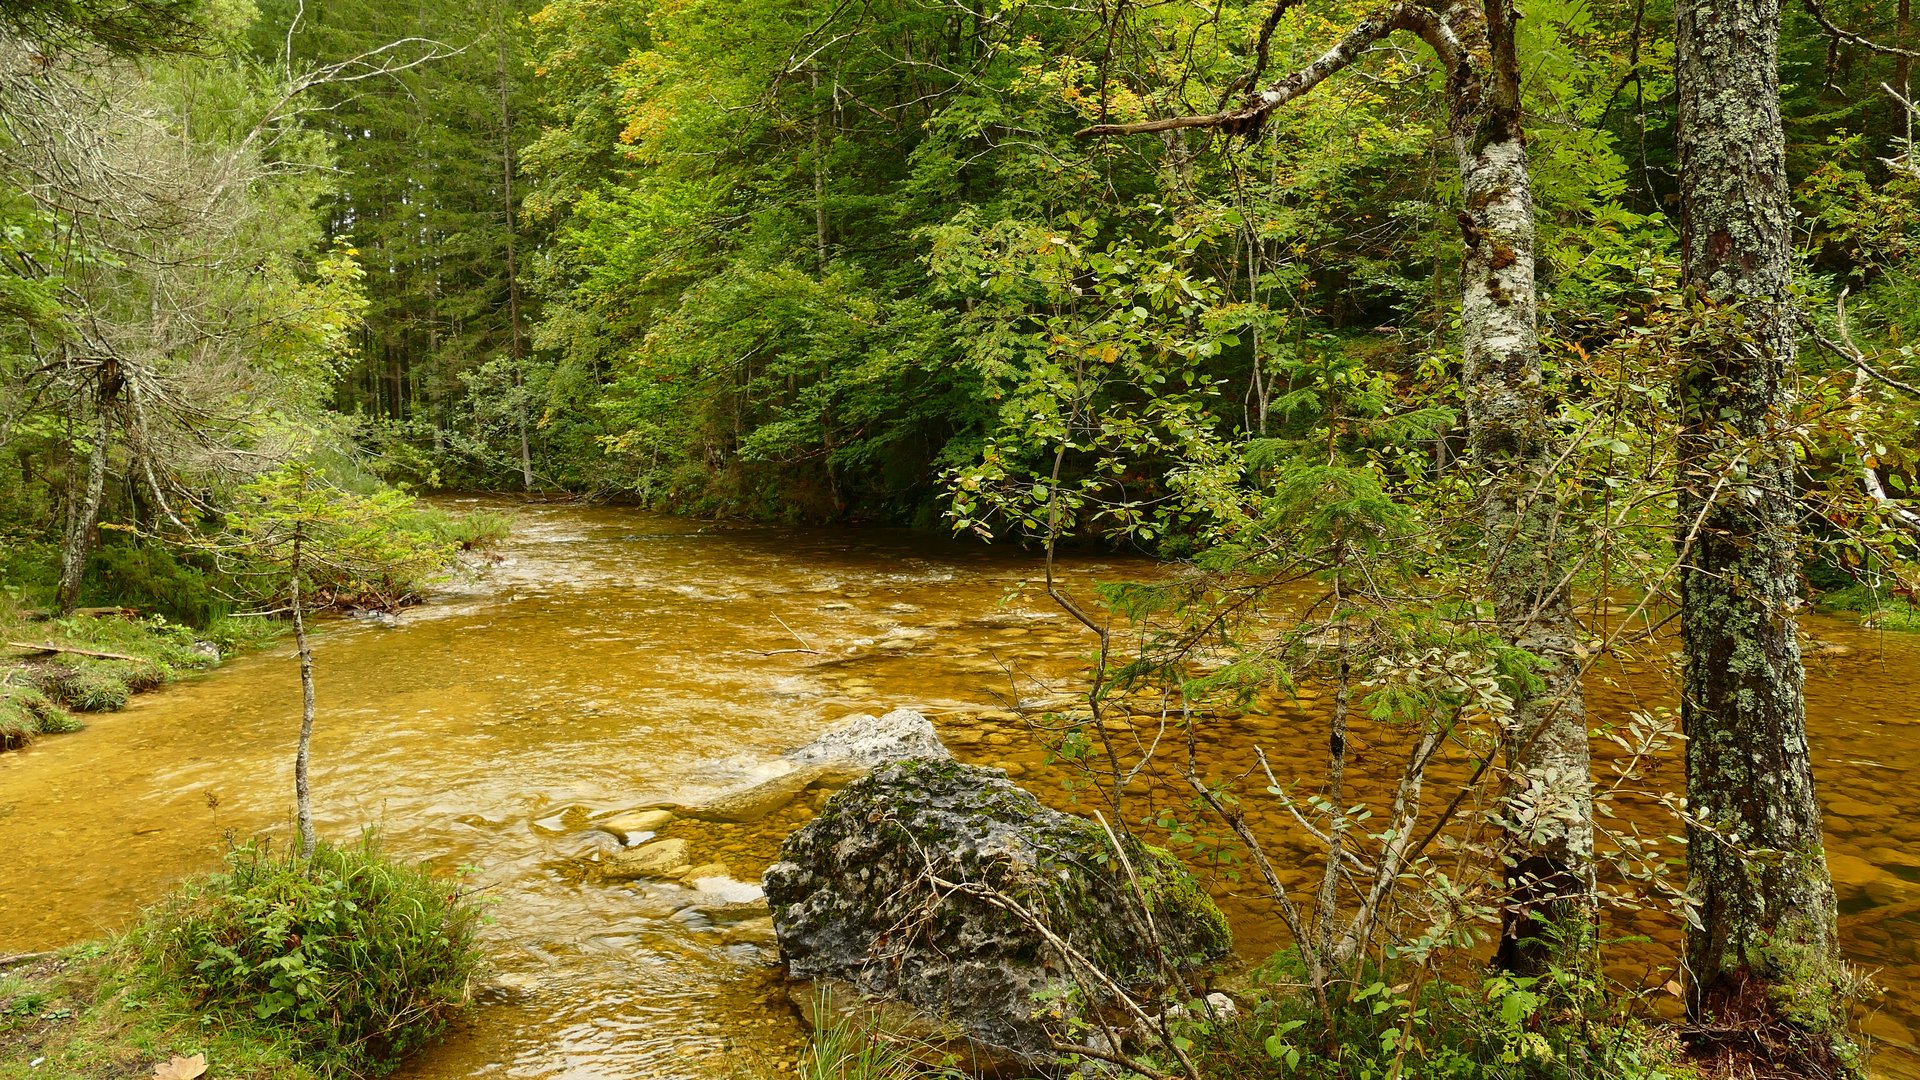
[3,0,1918,1072]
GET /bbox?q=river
[0,500,1916,1078]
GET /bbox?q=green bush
[1169,954,1697,1080]
[83,540,234,628]
[135,835,484,1077]
[202,613,288,656]
[1814,581,1920,631]
[392,506,513,551]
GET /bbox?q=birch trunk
[1448,0,1595,977]
[1674,0,1849,1057]
[1073,0,1598,983]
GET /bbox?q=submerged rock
[786,708,952,768]
[671,708,949,825]
[603,838,691,880]
[597,808,675,844]
[764,759,1231,1067]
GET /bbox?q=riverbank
[0,605,277,750]
[0,949,317,1080]
[0,501,511,752]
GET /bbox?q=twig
[0,951,56,968]
[773,614,816,652]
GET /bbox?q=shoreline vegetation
[0,502,511,752]
[0,837,483,1080]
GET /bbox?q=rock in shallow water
[786,708,953,768]
[763,759,1231,1068]
[603,838,691,880]
[597,809,675,844]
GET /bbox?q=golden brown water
[0,499,1915,1077]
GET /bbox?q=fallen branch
[6,641,141,661]
[0,951,56,968]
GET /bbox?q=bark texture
[291,532,318,858]
[1446,0,1596,977]
[55,400,111,616]
[1674,0,1849,1059]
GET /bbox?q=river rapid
[1,500,1917,1078]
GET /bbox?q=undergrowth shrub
[135,835,484,1077]
[83,541,233,627]
[1170,953,1697,1080]
[393,507,512,552]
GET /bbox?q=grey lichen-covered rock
[786,708,953,768]
[764,759,1231,1066]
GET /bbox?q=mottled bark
[1446,0,1596,977]
[1674,0,1848,1060]
[54,401,110,616]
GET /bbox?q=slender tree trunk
[290,530,318,858]
[1674,0,1849,1061]
[55,394,110,616]
[1448,0,1596,977]
[498,18,535,492]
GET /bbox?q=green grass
[0,602,227,748]
[1813,582,1920,631]
[787,999,967,1080]
[393,507,513,552]
[0,947,317,1080]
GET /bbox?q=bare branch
[1075,2,1439,138]
[1799,0,1920,58]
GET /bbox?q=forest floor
[0,948,317,1080]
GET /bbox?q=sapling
[208,466,452,856]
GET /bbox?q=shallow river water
[1,500,1917,1078]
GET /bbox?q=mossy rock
[763,759,1231,1067]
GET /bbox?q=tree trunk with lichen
[55,392,111,617]
[1447,0,1596,978]
[1673,0,1850,1065]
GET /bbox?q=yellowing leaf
[153,1054,207,1080]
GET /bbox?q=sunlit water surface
[0,500,1915,1078]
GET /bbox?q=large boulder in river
[763,759,1231,1068]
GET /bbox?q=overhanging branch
[1075,2,1429,138]
[1800,0,1920,59]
